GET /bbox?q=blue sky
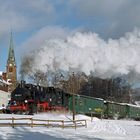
[1,0,140,79]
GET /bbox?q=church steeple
[6,32,17,92]
[7,32,16,65]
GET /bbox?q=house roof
[0,78,10,85]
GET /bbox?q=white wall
[0,90,10,108]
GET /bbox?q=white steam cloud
[21,28,140,79]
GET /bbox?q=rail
[0,117,87,129]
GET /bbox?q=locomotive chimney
[20,80,26,88]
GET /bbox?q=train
[5,81,140,120]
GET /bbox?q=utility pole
[72,94,75,121]
[72,72,75,121]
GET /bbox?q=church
[0,32,17,92]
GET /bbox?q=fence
[0,117,87,129]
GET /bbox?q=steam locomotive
[7,81,70,114]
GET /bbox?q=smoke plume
[20,28,140,83]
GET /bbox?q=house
[0,71,9,92]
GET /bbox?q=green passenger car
[126,104,140,120]
[68,94,104,116]
[104,101,127,119]
[68,94,140,120]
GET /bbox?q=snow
[0,78,10,85]
[135,101,140,106]
[0,113,139,140]
[0,71,3,76]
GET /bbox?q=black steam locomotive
[7,81,70,114]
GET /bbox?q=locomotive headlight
[25,100,28,103]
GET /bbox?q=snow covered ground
[0,112,140,140]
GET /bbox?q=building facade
[0,72,9,92]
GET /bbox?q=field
[0,112,139,140]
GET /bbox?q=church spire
[7,31,16,65]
